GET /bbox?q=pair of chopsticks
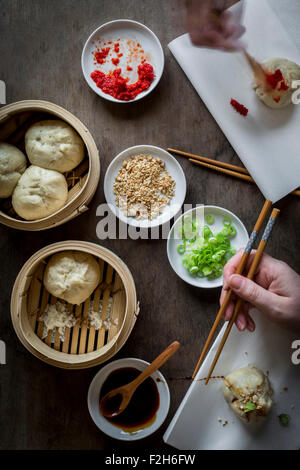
[167,148,300,197]
[204,205,280,383]
[192,199,277,381]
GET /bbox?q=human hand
[220,249,300,332]
[185,0,245,51]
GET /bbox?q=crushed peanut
[113,154,175,220]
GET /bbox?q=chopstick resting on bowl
[167,148,300,197]
[205,208,280,384]
[192,199,273,379]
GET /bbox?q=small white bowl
[81,19,164,103]
[167,205,249,289]
[104,145,187,228]
[87,358,170,441]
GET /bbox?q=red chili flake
[117,53,123,58]
[90,62,155,101]
[278,81,289,91]
[111,57,119,66]
[114,43,120,53]
[266,69,289,90]
[273,97,281,103]
[230,98,248,117]
[94,47,110,64]
[127,65,133,71]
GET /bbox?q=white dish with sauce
[87,357,170,441]
[81,19,164,103]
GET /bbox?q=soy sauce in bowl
[99,367,160,432]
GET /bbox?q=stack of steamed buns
[0,120,85,220]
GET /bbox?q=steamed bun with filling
[25,120,85,172]
[0,143,27,198]
[12,165,68,220]
[254,57,300,108]
[44,251,101,305]
[222,365,273,423]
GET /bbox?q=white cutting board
[168,0,300,203]
[163,311,300,450]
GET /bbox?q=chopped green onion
[223,217,231,226]
[245,402,256,413]
[177,244,185,254]
[205,214,215,225]
[278,414,290,426]
[177,216,238,280]
[228,225,237,238]
[189,266,199,275]
[202,225,212,240]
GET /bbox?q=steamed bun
[254,57,300,108]
[222,365,273,423]
[44,251,101,305]
[25,120,85,172]
[12,165,68,220]
[0,143,27,198]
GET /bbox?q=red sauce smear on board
[94,47,110,64]
[91,63,155,101]
[230,98,248,116]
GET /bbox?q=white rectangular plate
[163,311,300,450]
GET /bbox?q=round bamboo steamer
[0,100,100,231]
[11,241,139,369]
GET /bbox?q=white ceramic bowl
[104,145,187,228]
[87,358,170,441]
[167,205,249,289]
[81,19,164,103]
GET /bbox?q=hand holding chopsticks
[204,208,280,384]
[192,199,273,379]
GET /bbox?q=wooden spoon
[100,341,180,418]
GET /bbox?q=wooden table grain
[0,0,299,450]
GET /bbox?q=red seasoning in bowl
[90,38,155,101]
[91,63,155,101]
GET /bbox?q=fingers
[228,274,285,320]
[187,3,245,51]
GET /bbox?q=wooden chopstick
[167,148,250,175]
[167,148,300,196]
[189,158,300,198]
[192,199,273,379]
[205,208,280,384]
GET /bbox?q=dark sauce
[99,367,160,432]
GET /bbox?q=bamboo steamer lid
[0,100,100,231]
[11,241,139,369]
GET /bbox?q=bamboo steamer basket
[0,100,100,230]
[11,241,139,369]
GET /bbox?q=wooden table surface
[0,0,299,450]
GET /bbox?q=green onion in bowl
[177,216,237,280]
